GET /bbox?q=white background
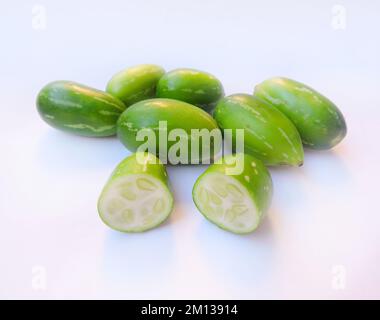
[0,0,379,299]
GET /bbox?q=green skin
[106,64,165,106]
[254,77,347,149]
[98,152,173,232]
[156,68,224,112]
[107,152,169,181]
[193,153,273,234]
[117,98,221,164]
[37,81,126,137]
[213,94,304,166]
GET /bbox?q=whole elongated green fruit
[117,98,221,164]
[156,68,224,112]
[193,153,272,234]
[98,152,174,232]
[36,81,126,137]
[106,64,165,106]
[214,94,304,166]
[254,77,347,149]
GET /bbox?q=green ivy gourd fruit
[254,77,347,149]
[117,98,221,164]
[213,94,304,166]
[106,64,165,106]
[98,152,174,232]
[36,81,126,137]
[193,153,272,234]
[156,68,224,112]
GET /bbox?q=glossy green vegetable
[156,68,224,112]
[36,81,126,137]
[117,98,221,164]
[254,77,347,149]
[98,152,174,232]
[193,153,272,234]
[214,94,304,166]
[106,64,165,106]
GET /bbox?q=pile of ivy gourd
[37,64,346,234]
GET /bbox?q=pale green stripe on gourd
[192,153,272,234]
[213,94,304,166]
[106,64,165,106]
[36,81,126,137]
[98,152,174,232]
[254,77,347,149]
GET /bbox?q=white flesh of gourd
[99,174,172,232]
[194,172,259,233]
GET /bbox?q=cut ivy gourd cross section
[192,154,272,234]
[98,152,174,232]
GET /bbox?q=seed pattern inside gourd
[194,173,258,232]
[99,174,171,231]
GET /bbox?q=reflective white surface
[0,0,379,299]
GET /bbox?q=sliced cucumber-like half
[99,174,173,232]
[98,153,174,232]
[192,154,272,234]
[193,172,259,233]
